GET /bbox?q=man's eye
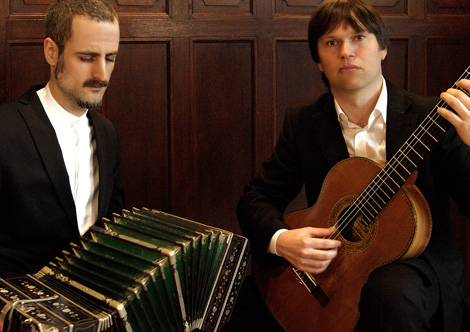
[80,57,94,62]
[327,41,336,46]
[106,56,116,63]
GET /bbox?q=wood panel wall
[1,0,469,279]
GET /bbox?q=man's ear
[44,37,59,67]
[317,62,324,72]
[380,47,388,61]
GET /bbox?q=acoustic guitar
[255,66,470,332]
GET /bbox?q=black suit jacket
[237,81,470,331]
[0,85,125,277]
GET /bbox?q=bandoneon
[0,208,250,332]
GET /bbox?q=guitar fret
[379,170,400,191]
[354,197,374,217]
[361,197,379,216]
[411,133,431,151]
[397,150,417,168]
[391,159,411,176]
[359,209,374,224]
[373,187,388,203]
[375,179,395,198]
[359,190,387,221]
[373,180,391,200]
[355,182,396,226]
[420,124,438,143]
[428,114,446,133]
[405,142,423,160]
[387,162,407,181]
[356,182,385,215]
[361,213,374,224]
[363,203,377,224]
[370,194,386,212]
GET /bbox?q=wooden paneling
[1,0,470,279]
[9,1,49,14]
[191,0,253,15]
[382,39,408,90]
[275,39,323,133]
[105,41,171,212]
[7,42,49,99]
[191,40,253,232]
[273,0,407,15]
[9,0,168,14]
[427,0,470,15]
[426,38,470,97]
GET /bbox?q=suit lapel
[385,83,420,160]
[88,111,109,219]
[311,94,350,167]
[17,86,78,231]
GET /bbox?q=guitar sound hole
[337,210,370,243]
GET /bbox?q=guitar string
[325,66,470,242]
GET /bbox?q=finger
[438,104,462,127]
[298,245,339,262]
[442,79,470,114]
[296,251,337,274]
[456,78,470,92]
[439,93,468,128]
[311,247,339,260]
[307,227,342,248]
[440,85,470,121]
[442,90,470,117]
[297,258,332,272]
[308,237,342,250]
[307,225,339,238]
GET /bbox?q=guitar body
[255,157,432,332]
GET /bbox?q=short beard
[55,55,108,110]
[76,99,103,109]
[54,55,65,80]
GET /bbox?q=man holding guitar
[235,0,470,331]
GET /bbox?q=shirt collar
[334,76,388,127]
[37,83,89,128]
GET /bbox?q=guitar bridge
[293,268,330,307]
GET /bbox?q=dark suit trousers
[356,260,442,332]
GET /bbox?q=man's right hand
[276,226,342,275]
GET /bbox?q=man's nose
[340,41,355,58]
[92,59,107,81]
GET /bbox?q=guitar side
[255,157,432,332]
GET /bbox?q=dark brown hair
[45,0,118,54]
[308,0,389,63]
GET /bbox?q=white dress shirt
[268,78,388,255]
[37,84,99,235]
[335,77,387,161]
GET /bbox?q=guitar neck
[357,65,470,225]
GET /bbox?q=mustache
[83,80,108,88]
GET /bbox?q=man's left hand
[439,78,470,146]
